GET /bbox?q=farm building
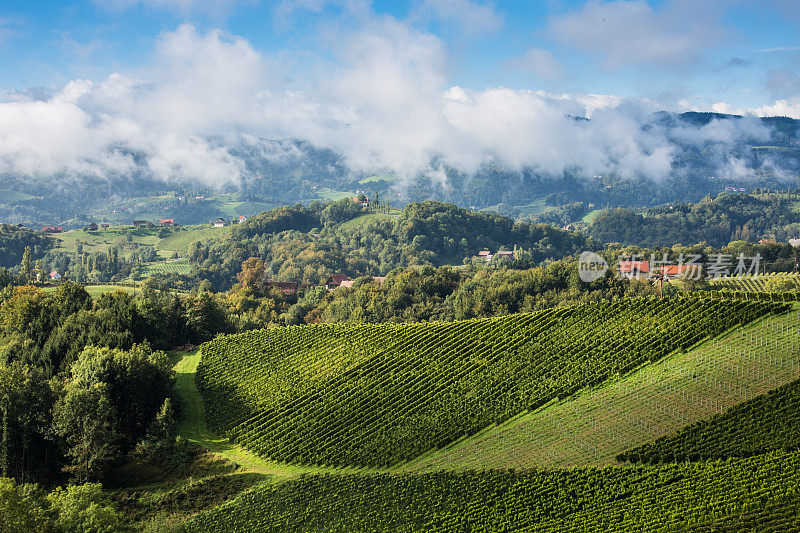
[619,260,649,279]
[212,218,228,228]
[87,222,98,231]
[49,271,61,281]
[133,220,153,227]
[325,274,350,290]
[159,219,175,227]
[42,226,64,233]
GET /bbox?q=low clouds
[544,0,726,69]
[0,14,792,188]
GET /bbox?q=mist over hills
[0,110,798,227]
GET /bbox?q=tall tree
[20,248,32,285]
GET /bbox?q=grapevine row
[196,298,786,467]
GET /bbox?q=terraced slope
[618,376,800,464]
[197,298,784,468]
[709,273,800,291]
[184,450,800,532]
[406,305,800,471]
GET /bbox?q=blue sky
[1,0,798,110]
[0,1,798,185]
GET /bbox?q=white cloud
[411,0,503,36]
[749,98,800,119]
[0,20,787,188]
[95,0,254,17]
[544,0,726,68]
[512,47,564,81]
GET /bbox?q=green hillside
[197,298,784,468]
[619,376,800,463]
[185,450,800,532]
[52,223,232,258]
[709,273,800,292]
[406,305,800,470]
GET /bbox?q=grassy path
[173,350,379,479]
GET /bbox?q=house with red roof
[324,274,350,290]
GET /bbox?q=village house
[87,222,98,231]
[619,261,690,280]
[49,271,61,281]
[212,218,228,228]
[238,215,248,223]
[352,196,370,207]
[42,226,64,233]
[325,274,350,290]
[476,250,514,262]
[159,219,175,227]
[101,223,110,229]
[790,238,800,247]
[619,260,649,280]
[132,220,153,227]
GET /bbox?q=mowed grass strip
[403,307,800,472]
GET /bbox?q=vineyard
[709,273,800,292]
[618,377,800,464]
[138,258,193,277]
[196,298,786,467]
[184,450,800,532]
[405,305,800,470]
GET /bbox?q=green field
[154,225,233,253]
[197,298,782,468]
[137,258,194,278]
[404,306,800,471]
[315,187,353,201]
[184,450,800,532]
[179,299,800,530]
[216,200,274,219]
[513,198,555,217]
[52,224,232,258]
[336,212,397,231]
[358,175,397,184]
[709,273,800,292]
[41,283,136,299]
[0,189,35,204]
[582,208,604,223]
[174,351,385,478]
[51,226,158,256]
